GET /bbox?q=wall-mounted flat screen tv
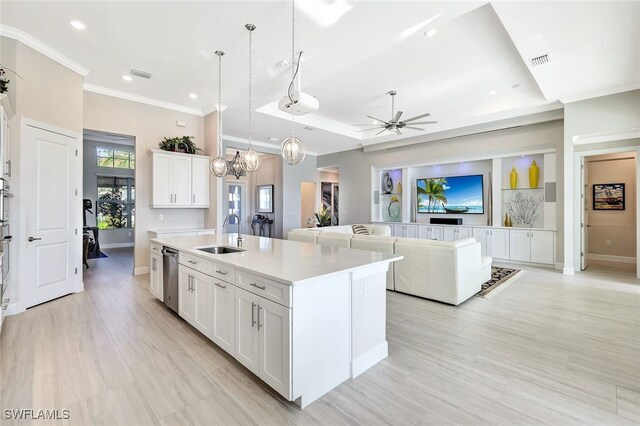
[417,174,484,214]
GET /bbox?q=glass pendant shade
[281,136,306,166]
[210,156,228,177]
[241,148,261,173]
[229,150,246,179]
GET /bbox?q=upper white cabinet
[150,150,210,208]
[0,105,11,177]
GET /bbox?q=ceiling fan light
[281,136,306,166]
[210,156,228,177]
[242,148,261,173]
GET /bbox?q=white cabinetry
[418,225,443,241]
[473,228,509,259]
[179,264,213,338]
[443,226,472,242]
[150,252,163,301]
[393,224,417,238]
[509,230,554,264]
[0,105,10,177]
[234,286,291,399]
[150,150,210,208]
[211,280,235,354]
[178,265,196,325]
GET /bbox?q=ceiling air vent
[130,68,153,79]
[529,54,550,68]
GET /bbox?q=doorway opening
[581,152,637,275]
[82,129,136,275]
[318,166,339,226]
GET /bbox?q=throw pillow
[352,224,369,235]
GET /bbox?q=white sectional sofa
[288,224,491,305]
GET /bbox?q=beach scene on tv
[417,175,484,214]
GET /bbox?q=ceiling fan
[353,90,437,136]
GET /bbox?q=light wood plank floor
[1,250,639,425]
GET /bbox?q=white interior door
[23,123,79,308]
[581,156,589,270]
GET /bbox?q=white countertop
[147,228,216,235]
[150,234,402,285]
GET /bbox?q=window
[97,148,135,169]
[97,176,135,229]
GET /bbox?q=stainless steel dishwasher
[162,247,179,313]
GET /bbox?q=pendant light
[281,0,306,166]
[228,150,246,179]
[241,23,261,173]
[210,50,229,178]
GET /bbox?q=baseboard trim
[563,267,575,275]
[134,266,150,275]
[587,254,637,264]
[101,242,134,249]
[352,341,388,379]
[5,302,25,316]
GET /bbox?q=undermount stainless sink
[197,245,246,255]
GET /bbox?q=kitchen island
[149,233,401,408]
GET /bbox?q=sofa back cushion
[317,232,353,248]
[288,230,321,244]
[365,224,392,236]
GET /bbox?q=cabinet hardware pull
[251,302,256,327]
[152,259,156,271]
[257,305,262,330]
[250,282,266,290]
[188,260,197,264]
[192,194,195,204]
[214,282,226,289]
[215,270,228,275]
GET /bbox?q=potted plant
[0,64,21,95]
[314,207,332,227]
[159,136,203,154]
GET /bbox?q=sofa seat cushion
[480,256,492,270]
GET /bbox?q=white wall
[247,154,283,238]
[82,138,135,247]
[83,91,205,273]
[282,155,318,237]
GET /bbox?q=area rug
[477,266,525,298]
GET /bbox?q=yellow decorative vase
[509,167,518,189]
[397,182,402,193]
[529,160,539,189]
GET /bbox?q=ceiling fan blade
[404,126,425,131]
[392,111,403,123]
[395,129,402,135]
[403,112,431,123]
[406,120,438,125]
[356,128,382,132]
[374,128,388,136]
[366,115,389,124]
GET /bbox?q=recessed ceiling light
[70,20,86,30]
[425,29,438,37]
[122,75,132,82]
[189,93,198,99]
[487,89,498,96]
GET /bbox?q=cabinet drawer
[179,252,213,276]
[237,271,291,308]
[212,262,236,283]
[150,243,162,255]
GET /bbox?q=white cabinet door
[192,269,213,339]
[191,156,210,207]
[152,153,173,206]
[458,227,473,239]
[212,280,235,355]
[443,227,457,242]
[405,225,417,239]
[235,287,260,375]
[172,155,192,206]
[418,226,430,240]
[178,265,196,324]
[490,229,510,260]
[473,228,489,256]
[430,226,444,241]
[150,253,163,301]
[531,230,554,264]
[258,297,291,399]
[509,230,531,262]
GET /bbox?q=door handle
[28,236,42,242]
[251,302,256,327]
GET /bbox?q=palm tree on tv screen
[419,178,448,212]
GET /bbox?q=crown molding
[84,83,205,116]
[202,103,228,116]
[559,83,640,104]
[572,126,640,146]
[0,25,90,76]
[223,134,317,156]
